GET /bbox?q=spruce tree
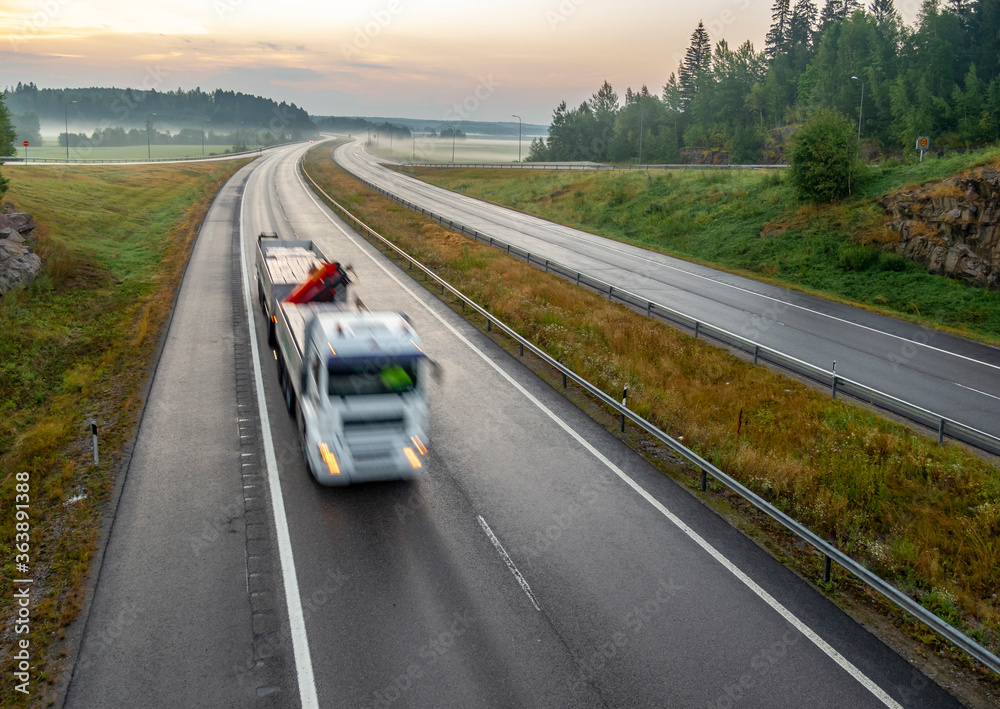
[679,21,712,108]
[870,0,900,26]
[765,0,793,59]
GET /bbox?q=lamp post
[256,122,261,150]
[630,99,644,165]
[451,126,456,163]
[64,100,77,161]
[512,114,522,162]
[412,132,416,160]
[851,75,864,145]
[146,113,156,161]
[202,119,209,156]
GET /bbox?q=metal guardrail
[2,141,300,165]
[339,160,1000,458]
[400,161,788,171]
[301,159,1000,678]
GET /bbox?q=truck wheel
[282,368,296,417]
[267,319,276,348]
[257,280,265,310]
[298,416,316,479]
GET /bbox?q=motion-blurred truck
[256,232,432,485]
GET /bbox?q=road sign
[22,141,28,147]
[917,135,929,162]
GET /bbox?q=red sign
[22,141,28,147]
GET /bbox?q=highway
[334,142,1000,441]
[63,142,963,708]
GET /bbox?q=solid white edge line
[342,143,1000,375]
[295,162,903,709]
[240,157,320,709]
[477,515,541,611]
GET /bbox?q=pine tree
[790,0,819,45]
[870,0,900,26]
[765,0,793,59]
[589,80,619,114]
[679,21,712,108]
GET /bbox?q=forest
[528,0,1000,164]
[2,83,317,147]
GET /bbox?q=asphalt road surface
[333,141,1000,441]
[63,142,966,708]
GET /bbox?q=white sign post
[917,136,930,162]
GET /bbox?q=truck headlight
[318,442,341,475]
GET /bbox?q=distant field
[15,143,246,162]
[365,135,540,164]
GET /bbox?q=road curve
[333,141,1000,440]
[240,142,961,707]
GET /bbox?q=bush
[879,252,909,271]
[839,244,881,271]
[790,108,867,203]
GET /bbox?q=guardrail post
[92,421,99,466]
[700,468,707,492]
[487,319,491,332]
[938,418,945,445]
[753,345,759,366]
[620,386,628,432]
[831,361,838,400]
[646,302,652,317]
[562,373,567,389]
[823,555,832,584]
[576,273,581,286]
[519,342,524,356]
[694,321,700,339]
[544,260,549,273]
[507,244,511,255]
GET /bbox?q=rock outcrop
[0,207,41,295]
[879,166,1000,290]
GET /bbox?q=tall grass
[405,150,1000,344]
[0,161,245,705]
[306,146,1000,667]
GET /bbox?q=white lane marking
[343,144,1000,375]
[240,161,320,709]
[477,515,541,611]
[955,382,1000,402]
[296,164,903,709]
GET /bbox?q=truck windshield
[327,361,419,397]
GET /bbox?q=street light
[630,99,644,166]
[64,100,77,161]
[202,119,209,156]
[451,125,457,163]
[851,76,864,145]
[146,113,156,161]
[512,114,522,162]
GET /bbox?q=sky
[0,0,921,126]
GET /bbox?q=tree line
[4,83,317,146]
[529,0,1000,163]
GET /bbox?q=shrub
[839,244,881,271]
[790,108,867,203]
[878,252,909,271]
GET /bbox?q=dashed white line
[477,515,541,611]
[955,382,1000,402]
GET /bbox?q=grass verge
[306,144,1000,702]
[401,148,1000,344]
[0,160,246,706]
